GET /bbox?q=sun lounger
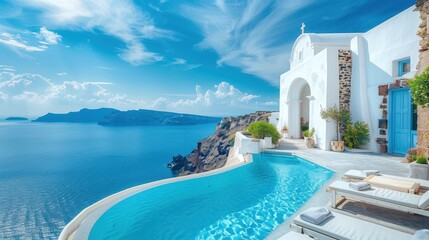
[277,231,313,240]
[343,170,429,190]
[328,181,429,217]
[290,209,413,240]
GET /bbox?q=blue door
[389,88,412,155]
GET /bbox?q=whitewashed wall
[280,49,331,150]
[350,6,419,152]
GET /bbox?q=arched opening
[286,78,312,139]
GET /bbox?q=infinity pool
[89,153,333,239]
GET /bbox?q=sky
[0,0,415,117]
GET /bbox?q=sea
[0,120,217,239]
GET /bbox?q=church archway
[286,78,312,139]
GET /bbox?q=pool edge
[59,154,252,240]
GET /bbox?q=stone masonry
[338,50,352,110]
[416,0,429,158]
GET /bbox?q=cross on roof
[301,23,305,34]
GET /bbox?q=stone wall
[416,0,429,158]
[338,50,352,110]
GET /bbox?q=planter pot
[262,137,274,149]
[331,141,344,152]
[410,162,429,180]
[304,137,315,148]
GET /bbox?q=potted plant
[410,156,429,180]
[303,128,315,148]
[320,105,349,152]
[280,126,288,138]
[247,121,281,148]
[301,122,309,138]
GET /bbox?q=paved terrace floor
[266,138,429,239]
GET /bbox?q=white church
[278,6,419,154]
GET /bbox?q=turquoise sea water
[89,153,334,240]
[0,120,216,240]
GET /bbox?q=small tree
[320,105,350,141]
[247,121,281,144]
[409,66,429,108]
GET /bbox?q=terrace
[261,138,429,239]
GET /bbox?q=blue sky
[0,0,414,117]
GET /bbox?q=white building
[279,6,419,154]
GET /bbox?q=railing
[234,132,261,155]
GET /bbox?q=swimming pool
[88,153,333,239]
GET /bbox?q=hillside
[168,111,272,176]
[98,109,222,126]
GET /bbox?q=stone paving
[266,138,429,239]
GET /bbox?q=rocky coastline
[168,111,273,176]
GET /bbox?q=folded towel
[362,170,380,176]
[411,229,429,240]
[300,207,332,225]
[349,182,371,191]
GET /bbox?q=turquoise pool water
[89,153,334,240]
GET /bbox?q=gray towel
[349,182,371,191]
[411,229,429,240]
[300,207,332,225]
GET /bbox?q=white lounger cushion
[418,191,429,209]
[344,170,429,190]
[330,181,421,208]
[277,231,313,240]
[294,210,412,240]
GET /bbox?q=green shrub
[343,121,370,148]
[303,128,315,138]
[247,121,281,144]
[409,66,429,108]
[416,156,428,164]
[228,135,235,147]
[301,122,309,132]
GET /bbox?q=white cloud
[169,58,202,70]
[57,72,67,76]
[0,27,61,52]
[37,26,61,45]
[262,101,278,106]
[181,0,312,85]
[0,65,15,72]
[119,42,163,65]
[0,71,115,105]
[96,66,115,70]
[0,70,276,116]
[171,58,186,65]
[17,0,173,65]
[167,81,260,108]
[0,32,45,52]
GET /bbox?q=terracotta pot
[331,141,344,152]
[304,137,315,148]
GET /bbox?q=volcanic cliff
[169,111,273,176]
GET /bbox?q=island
[33,108,118,123]
[33,108,222,126]
[99,109,222,126]
[5,117,28,121]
